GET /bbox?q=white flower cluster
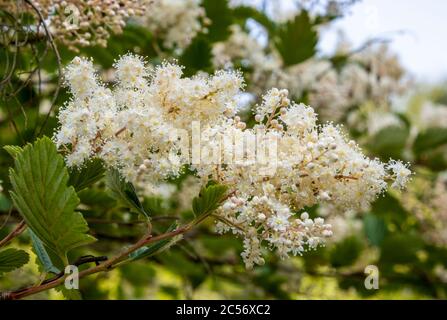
[309,44,407,121]
[55,54,411,268]
[140,0,208,49]
[204,88,411,267]
[1,0,150,51]
[212,26,408,122]
[418,101,447,129]
[55,54,243,182]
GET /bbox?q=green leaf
[274,11,318,66]
[363,214,387,246]
[232,6,276,34]
[0,193,11,211]
[9,137,96,263]
[380,234,423,264]
[179,36,212,76]
[29,229,60,274]
[68,158,105,192]
[366,125,409,159]
[106,169,150,218]
[192,183,228,217]
[55,285,83,300]
[330,236,364,267]
[0,248,29,276]
[203,0,233,42]
[130,223,179,261]
[3,145,23,159]
[413,127,447,155]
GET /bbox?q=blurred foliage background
[1,0,447,299]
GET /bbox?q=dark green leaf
[330,236,364,267]
[192,184,228,217]
[68,158,105,192]
[413,127,447,155]
[366,125,409,159]
[130,223,179,261]
[0,193,11,211]
[179,36,212,76]
[380,234,423,264]
[363,214,387,246]
[0,248,29,276]
[106,169,150,218]
[203,0,233,42]
[9,137,96,263]
[274,11,317,66]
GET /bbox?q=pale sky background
[238,0,447,83]
[318,0,447,83]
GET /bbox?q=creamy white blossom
[0,0,151,51]
[139,0,208,49]
[55,54,410,268]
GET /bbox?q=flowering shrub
[0,0,446,300]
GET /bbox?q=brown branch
[3,222,193,300]
[0,220,26,248]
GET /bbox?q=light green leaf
[3,145,23,159]
[192,183,228,217]
[55,285,83,300]
[9,137,96,263]
[68,158,105,192]
[106,169,150,218]
[29,229,60,274]
[0,248,29,276]
[274,11,317,66]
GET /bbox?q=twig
[3,222,193,300]
[23,0,62,137]
[0,220,26,248]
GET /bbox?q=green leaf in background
[363,214,387,246]
[106,169,150,218]
[0,193,11,211]
[68,158,105,192]
[380,234,424,264]
[0,248,29,276]
[130,223,179,261]
[55,285,83,300]
[29,229,60,274]
[179,36,212,76]
[232,6,277,35]
[192,183,228,217]
[413,127,447,155]
[366,125,409,160]
[203,0,233,42]
[9,137,96,263]
[330,236,364,268]
[274,11,317,66]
